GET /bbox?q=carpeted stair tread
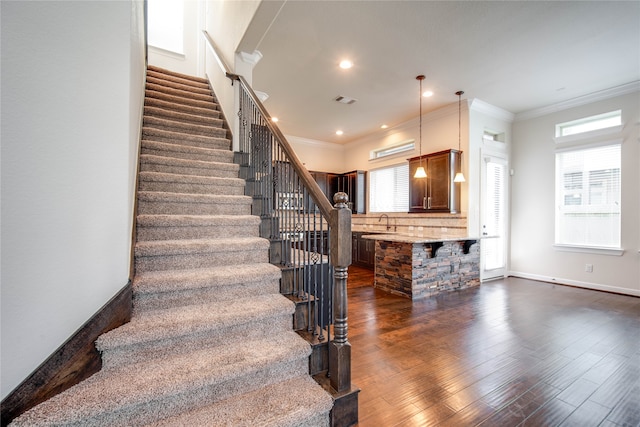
[146,89,217,111]
[146,82,214,104]
[147,65,210,86]
[137,192,252,216]
[139,171,243,186]
[139,154,238,177]
[146,75,213,96]
[131,263,281,313]
[133,262,280,294]
[142,127,229,149]
[144,105,223,127]
[136,214,260,230]
[143,115,227,138]
[135,236,268,257]
[150,375,333,427]
[145,97,221,119]
[137,191,251,206]
[11,333,311,427]
[141,140,234,163]
[96,293,294,351]
[135,214,259,240]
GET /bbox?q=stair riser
[135,249,268,272]
[101,313,292,368]
[137,224,258,241]
[146,82,214,104]
[145,98,221,120]
[141,137,230,153]
[137,201,252,216]
[146,89,217,111]
[143,117,227,138]
[147,69,210,89]
[137,181,245,196]
[141,147,234,164]
[132,279,280,313]
[146,76,212,96]
[142,129,230,151]
[144,106,223,128]
[139,162,238,178]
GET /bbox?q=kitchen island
[362,234,480,300]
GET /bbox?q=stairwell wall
[0,0,146,399]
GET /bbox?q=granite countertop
[361,233,480,244]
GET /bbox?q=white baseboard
[508,271,640,297]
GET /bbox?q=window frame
[554,139,623,256]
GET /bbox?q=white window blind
[484,160,507,270]
[369,164,409,212]
[555,143,621,248]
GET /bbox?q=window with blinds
[555,143,621,248]
[369,164,409,212]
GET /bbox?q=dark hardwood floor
[346,265,640,427]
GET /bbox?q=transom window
[555,110,621,138]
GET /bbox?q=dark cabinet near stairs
[329,170,366,214]
[408,149,461,214]
[309,170,366,214]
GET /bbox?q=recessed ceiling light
[381,124,388,129]
[271,117,279,122]
[423,90,434,98]
[339,60,353,69]
[336,130,344,135]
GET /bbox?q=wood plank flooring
[346,266,640,427]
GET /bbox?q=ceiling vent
[334,95,357,105]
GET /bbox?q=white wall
[0,0,146,399]
[287,135,345,173]
[510,91,640,295]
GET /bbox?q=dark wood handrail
[202,31,334,221]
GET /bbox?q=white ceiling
[243,1,640,144]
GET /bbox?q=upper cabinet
[408,149,461,213]
[308,170,366,214]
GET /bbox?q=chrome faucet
[379,214,391,231]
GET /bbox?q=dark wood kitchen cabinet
[329,170,366,214]
[408,149,461,213]
[352,232,375,269]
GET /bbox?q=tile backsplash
[351,213,467,238]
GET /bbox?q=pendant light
[453,90,466,183]
[414,75,427,178]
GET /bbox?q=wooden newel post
[329,192,352,392]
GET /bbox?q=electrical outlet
[585,263,593,273]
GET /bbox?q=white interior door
[481,153,508,281]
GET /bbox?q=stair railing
[203,31,352,393]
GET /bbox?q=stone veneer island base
[364,235,480,300]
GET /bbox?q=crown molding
[469,98,515,123]
[515,81,640,122]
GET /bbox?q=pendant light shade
[414,75,427,179]
[454,90,466,183]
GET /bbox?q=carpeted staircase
[10,66,333,426]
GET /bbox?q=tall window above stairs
[148,0,184,55]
